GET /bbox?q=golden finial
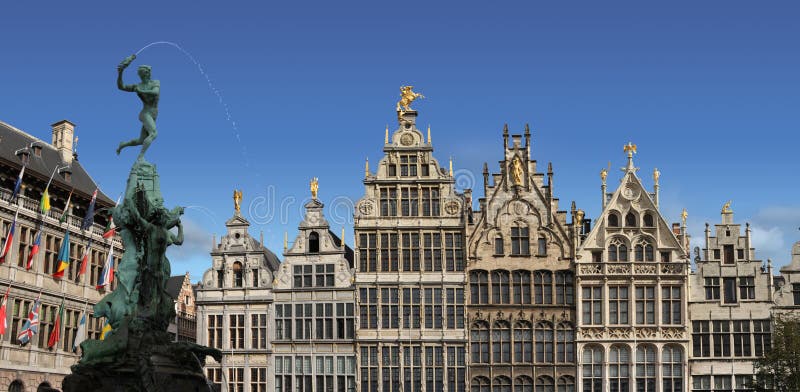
[284,231,288,250]
[449,157,454,176]
[310,177,319,199]
[365,157,370,177]
[233,189,243,214]
[427,125,431,144]
[576,209,585,222]
[385,125,389,144]
[341,227,345,248]
[722,200,732,214]
[600,167,608,183]
[623,142,637,158]
[681,208,688,226]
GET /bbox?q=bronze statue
[116,54,160,160]
[396,86,424,111]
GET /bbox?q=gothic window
[380,288,399,329]
[609,345,630,392]
[232,262,243,287]
[424,346,444,392]
[359,232,377,272]
[229,314,245,349]
[492,270,510,304]
[634,239,655,262]
[401,232,420,272]
[625,212,637,227]
[402,288,421,329]
[492,376,512,392]
[557,376,575,392]
[643,212,654,227]
[608,238,628,262]
[582,346,603,392]
[308,231,319,253]
[445,288,464,329]
[555,322,574,363]
[534,270,553,304]
[471,320,490,364]
[444,232,464,272]
[636,345,657,392]
[492,320,511,363]
[662,345,683,392]
[513,320,533,363]
[380,233,399,272]
[511,224,529,256]
[514,376,534,392]
[495,235,504,255]
[382,346,400,392]
[359,288,378,329]
[423,233,442,271]
[661,286,682,325]
[609,286,629,325]
[535,321,554,363]
[424,288,443,329]
[555,271,574,305]
[635,286,656,325]
[400,187,419,216]
[471,376,490,392]
[361,346,379,392]
[447,346,466,392]
[207,314,223,348]
[380,188,397,216]
[404,346,422,392]
[608,212,620,228]
[582,286,602,325]
[470,270,489,304]
[9,381,23,392]
[421,187,439,216]
[512,270,531,304]
[534,376,553,392]
[704,277,720,300]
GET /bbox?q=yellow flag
[100,320,112,340]
[40,188,50,214]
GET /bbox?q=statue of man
[511,157,524,186]
[116,54,160,160]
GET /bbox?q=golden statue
[396,86,424,112]
[310,177,319,199]
[623,142,637,157]
[600,167,608,183]
[722,200,732,214]
[653,167,660,183]
[681,208,688,225]
[511,157,524,186]
[233,189,242,214]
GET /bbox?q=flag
[77,239,92,279]
[18,294,41,345]
[10,165,25,201]
[59,189,73,224]
[47,298,65,348]
[40,188,51,215]
[81,189,98,230]
[52,230,71,279]
[0,211,18,264]
[102,195,121,239]
[25,230,41,270]
[73,310,87,352]
[0,286,10,336]
[99,319,111,340]
[96,247,114,290]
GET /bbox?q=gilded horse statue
[396,86,424,111]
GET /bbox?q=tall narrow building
[688,207,774,391]
[465,126,579,391]
[272,180,357,392]
[195,193,281,392]
[774,241,800,318]
[575,145,690,392]
[353,104,468,392]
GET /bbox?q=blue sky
[1,1,798,280]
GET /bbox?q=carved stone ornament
[400,132,414,146]
[661,263,683,274]
[634,264,657,275]
[661,327,685,339]
[445,201,460,215]
[580,264,602,275]
[358,200,374,216]
[607,264,631,274]
[608,328,631,339]
[635,327,658,339]
[622,185,640,201]
[581,328,605,340]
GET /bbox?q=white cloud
[166,217,213,282]
[749,225,785,260]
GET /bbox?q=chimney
[51,120,75,164]
[672,223,681,235]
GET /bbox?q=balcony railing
[578,262,686,277]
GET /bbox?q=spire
[365,157,370,177]
[427,125,431,144]
[653,167,661,209]
[503,124,509,149]
[449,157,454,177]
[341,227,346,249]
[284,231,288,251]
[623,142,637,172]
[385,124,389,144]
[524,123,531,154]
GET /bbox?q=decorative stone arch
[607,236,631,262]
[9,380,24,392]
[607,209,622,227]
[624,209,639,227]
[308,231,320,254]
[642,210,655,227]
[632,234,657,262]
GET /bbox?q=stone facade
[166,272,198,343]
[575,151,691,392]
[0,120,122,392]
[195,208,280,392]
[774,241,800,319]
[465,126,578,391]
[353,109,468,392]
[272,196,356,392]
[688,210,775,391]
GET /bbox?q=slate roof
[0,120,113,205]
[166,275,186,300]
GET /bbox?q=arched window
[9,380,24,392]
[232,262,243,287]
[662,345,683,392]
[511,223,529,255]
[470,320,490,364]
[619,244,628,262]
[625,212,637,227]
[608,213,620,227]
[470,270,489,304]
[534,271,553,304]
[512,270,531,304]
[37,382,52,392]
[582,346,603,392]
[492,270,510,304]
[555,271,574,305]
[492,320,511,363]
[643,212,654,227]
[513,320,533,363]
[636,344,657,392]
[515,376,534,392]
[493,376,512,392]
[471,376,491,392]
[556,322,574,363]
[535,376,554,392]
[609,238,627,262]
[557,376,575,392]
[308,231,319,253]
[634,239,655,262]
[609,345,631,392]
[645,244,654,262]
[535,321,554,363]
[495,235,504,255]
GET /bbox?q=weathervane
[623,142,637,158]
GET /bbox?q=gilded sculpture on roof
[396,86,424,112]
[233,189,243,213]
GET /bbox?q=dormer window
[59,166,72,182]
[309,231,320,254]
[608,213,620,228]
[643,213,654,227]
[31,144,42,157]
[232,262,243,287]
[15,148,30,165]
[625,212,637,227]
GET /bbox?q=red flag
[0,286,10,336]
[77,239,92,279]
[0,211,18,263]
[47,298,65,348]
[26,231,42,270]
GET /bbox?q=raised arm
[117,55,136,92]
[169,221,184,246]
